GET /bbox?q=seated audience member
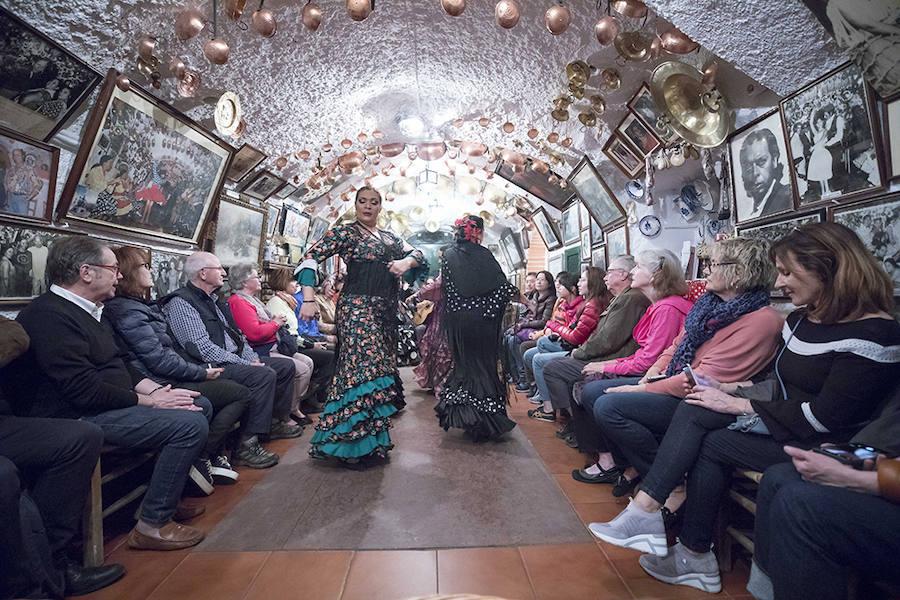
[266,267,336,416]
[502,270,556,385]
[161,252,301,470]
[228,263,314,425]
[105,246,251,487]
[523,268,607,420]
[751,392,900,600]
[590,224,900,594]
[1,317,125,598]
[582,237,781,497]
[8,237,210,551]
[541,255,650,421]
[313,273,342,341]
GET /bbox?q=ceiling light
[398,116,425,137]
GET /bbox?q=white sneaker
[210,455,239,485]
[588,499,668,556]
[638,542,721,593]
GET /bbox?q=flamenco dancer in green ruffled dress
[297,187,425,469]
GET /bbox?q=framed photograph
[500,231,524,269]
[627,83,680,146]
[590,217,603,248]
[883,96,900,182]
[495,159,575,210]
[225,143,266,183]
[56,70,232,245]
[0,8,102,141]
[780,62,883,207]
[728,110,797,224]
[567,156,626,230]
[265,201,282,238]
[307,216,330,249]
[605,224,629,264]
[617,113,662,156]
[548,252,564,276]
[520,228,530,250]
[498,242,513,273]
[603,134,644,178]
[274,183,298,200]
[214,197,267,267]
[830,194,900,293]
[560,203,580,244]
[0,221,80,304]
[281,204,310,247]
[240,170,286,201]
[580,229,590,261]
[529,206,562,251]
[150,248,190,300]
[591,245,607,271]
[578,201,589,231]
[0,126,59,223]
[799,0,900,99]
[735,210,825,244]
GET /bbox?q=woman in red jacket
[524,267,609,416]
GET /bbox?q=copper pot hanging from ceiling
[337,151,364,173]
[527,127,539,139]
[417,142,447,161]
[177,70,201,97]
[137,36,156,61]
[611,0,647,19]
[224,0,245,20]
[494,0,520,29]
[502,121,515,133]
[561,137,573,148]
[500,149,525,165]
[175,8,205,41]
[372,129,384,139]
[301,1,323,31]
[346,0,373,21]
[380,142,405,157]
[660,28,699,54]
[275,156,288,169]
[478,116,490,127]
[441,0,466,17]
[341,138,353,149]
[544,4,571,35]
[298,149,311,160]
[168,57,187,79]
[531,158,549,174]
[115,75,131,92]
[204,38,230,64]
[547,132,560,143]
[252,7,277,37]
[460,141,487,157]
[594,15,619,46]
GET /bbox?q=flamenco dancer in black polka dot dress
[435,215,519,441]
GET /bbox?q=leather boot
[65,562,126,596]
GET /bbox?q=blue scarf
[666,288,771,377]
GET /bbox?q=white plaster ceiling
[5,0,846,236]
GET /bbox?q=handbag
[275,325,299,356]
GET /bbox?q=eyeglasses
[200,265,225,272]
[140,262,151,269]
[606,268,629,275]
[86,263,120,274]
[708,261,738,268]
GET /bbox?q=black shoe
[527,408,556,422]
[233,437,279,469]
[265,420,303,440]
[554,422,574,439]
[209,454,239,485]
[563,432,579,449]
[187,458,215,496]
[612,474,641,498]
[65,562,126,596]
[302,400,326,414]
[571,465,621,484]
[290,412,313,426]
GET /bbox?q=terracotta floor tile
[554,474,623,504]
[243,551,352,600]
[145,551,269,600]
[720,559,751,596]
[340,550,437,600]
[79,547,190,600]
[572,501,627,525]
[599,539,644,561]
[437,547,534,599]
[612,557,718,599]
[520,543,630,600]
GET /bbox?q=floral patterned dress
[296,223,425,460]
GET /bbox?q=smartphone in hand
[812,444,880,470]
[682,365,711,387]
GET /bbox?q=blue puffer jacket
[104,295,207,383]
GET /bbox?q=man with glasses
[6,236,210,551]
[162,252,299,470]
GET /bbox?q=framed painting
[560,202,580,244]
[214,197,267,267]
[494,159,575,210]
[307,216,330,249]
[0,7,102,141]
[605,224,630,264]
[0,126,59,223]
[149,248,190,300]
[274,183,298,200]
[780,62,883,207]
[500,230,524,269]
[591,245,607,271]
[265,201,282,238]
[547,252,564,276]
[225,143,266,183]
[240,170,286,201]
[603,134,644,178]
[578,201,589,231]
[735,210,825,244]
[627,83,680,146]
[530,206,562,251]
[590,217,603,248]
[281,204,310,247]
[567,156,626,230]
[830,194,900,293]
[56,69,232,245]
[0,220,81,304]
[580,229,590,261]
[883,96,900,182]
[728,110,797,225]
[617,113,662,156]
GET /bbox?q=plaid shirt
[164,296,258,365]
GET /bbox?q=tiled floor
[79,384,750,600]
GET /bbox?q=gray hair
[229,263,259,290]
[184,252,217,282]
[711,237,777,292]
[609,254,637,273]
[47,236,107,286]
[636,248,688,299]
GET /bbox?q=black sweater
[8,292,138,418]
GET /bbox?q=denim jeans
[532,351,569,404]
[83,398,210,526]
[523,336,566,394]
[574,377,642,454]
[504,334,525,382]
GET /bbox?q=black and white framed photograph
[830,194,900,293]
[883,96,900,182]
[500,230,524,269]
[728,110,797,224]
[735,210,825,244]
[605,224,629,264]
[240,170,286,201]
[150,248,189,300]
[225,143,266,183]
[0,221,79,304]
[578,201,589,231]
[214,197,267,267]
[307,216,330,249]
[580,229,590,261]
[265,201,282,238]
[274,183,298,200]
[530,206,562,251]
[617,113,661,157]
[603,134,644,178]
[780,62,883,206]
[0,8,102,141]
[0,126,59,223]
[560,203,580,245]
[627,83,680,146]
[590,217,603,248]
[799,0,900,99]
[281,204,310,247]
[567,156,626,230]
[591,245,607,271]
[495,159,574,209]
